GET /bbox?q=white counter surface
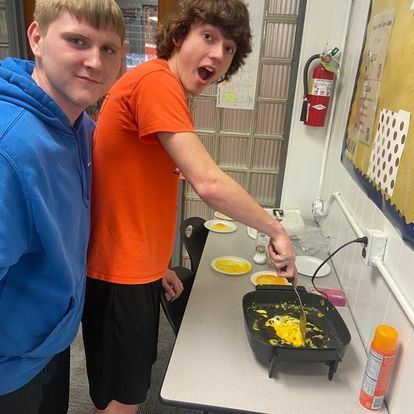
[160,223,388,414]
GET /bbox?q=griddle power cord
[310,236,368,298]
[300,53,320,122]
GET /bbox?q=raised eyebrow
[221,32,236,47]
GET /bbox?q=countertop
[160,222,388,414]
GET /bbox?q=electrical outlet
[362,228,387,266]
[312,199,324,217]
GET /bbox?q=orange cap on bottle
[372,325,398,352]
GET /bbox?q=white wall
[281,0,354,218]
[281,1,414,413]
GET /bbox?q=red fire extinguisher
[300,48,339,127]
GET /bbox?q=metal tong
[293,287,306,342]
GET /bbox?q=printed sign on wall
[216,0,264,110]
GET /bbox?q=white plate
[204,219,237,233]
[211,256,252,275]
[250,271,291,286]
[213,211,234,221]
[296,255,331,277]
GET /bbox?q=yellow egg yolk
[213,222,228,230]
[256,274,289,285]
[215,259,251,273]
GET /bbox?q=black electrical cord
[300,54,320,122]
[311,236,368,298]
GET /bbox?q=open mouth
[198,66,214,81]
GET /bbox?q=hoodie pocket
[18,278,85,358]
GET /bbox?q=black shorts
[82,277,161,410]
[0,348,69,414]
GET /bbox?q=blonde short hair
[34,0,125,42]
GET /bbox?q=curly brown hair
[156,0,252,82]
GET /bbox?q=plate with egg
[250,271,290,286]
[211,256,252,275]
[204,219,237,233]
[213,211,234,221]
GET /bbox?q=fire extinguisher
[300,47,340,127]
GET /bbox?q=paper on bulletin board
[354,9,395,146]
[354,79,381,145]
[216,0,264,110]
[367,109,410,198]
[343,0,414,245]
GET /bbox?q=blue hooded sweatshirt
[0,58,94,394]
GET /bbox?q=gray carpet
[68,311,202,414]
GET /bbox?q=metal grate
[267,0,300,15]
[116,0,157,64]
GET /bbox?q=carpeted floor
[68,311,202,414]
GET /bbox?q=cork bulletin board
[342,0,414,247]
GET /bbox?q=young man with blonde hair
[0,1,125,413]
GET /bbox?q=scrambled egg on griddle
[265,315,304,347]
[253,306,326,348]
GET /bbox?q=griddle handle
[256,285,307,293]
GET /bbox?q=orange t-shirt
[87,59,195,284]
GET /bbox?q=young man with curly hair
[83,1,297,413]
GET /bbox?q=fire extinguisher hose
[300,53,320,122]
